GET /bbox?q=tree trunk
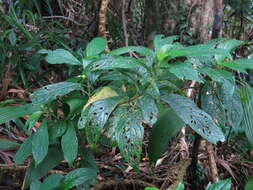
[144,0,161,46]
[212,0,223,39]
[199,0,214,43]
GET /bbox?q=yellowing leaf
[84,87,118,109]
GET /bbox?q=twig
[206,141,219,182]
[98,0,110,52]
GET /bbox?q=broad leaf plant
[1,35,253,189]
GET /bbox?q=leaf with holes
[61,123,78,165]
[83,87,118,110]
[202,83,243,130]
[225,91,243,130]
[201,83,226,127]
[80,97,121,145]
[113,106,144,168]
[162,94,225,143]
[32,121,49,166]
[31,82,82,105]
[86,37,107,57]
[39,49,81,65]
[137,95,158,125]
[148,108,184,163]
[217,79,235,104]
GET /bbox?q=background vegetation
[0,0,253,190]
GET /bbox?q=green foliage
[0,140,20,149]
[144,187,159,190]
[31,82,82,105]
[32,121,49,166]
[245,177,253,190]
[239,85,253,145]
[61,123,78,165]
[162,94,225,144]
[173,181,185,190]
[206,178,232,190]
[148,108,184,163]
[0,104,41,125]
[85,37,107,57]
[2,35,252,189]
[61,168,97,190]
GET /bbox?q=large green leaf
[39,174,63,190]
[61,123,78,165]
[32,121,49,166]
[201,83,243,130]
[14,135,33,164]
[0,104,41,125]
[205,178,231,190]
[113,106,144,167]
[173,181,185,190]
[220,59,253,74]
[239,86,253,145]
[153,34,178,51]
[137,95,158,125]
[199,67,233,83]
[168,44,229,59]
[91,56,142,70]
[217,39,243,52]
[30,180,42,190]
[31,82,82,105]
[86,37,106,57]
[201,83,226,127]
[168,62,203,82]
[39,49,81,65]
[25,147,63,187]
[245,177,253,190]
[215,39,243,61]
[48,121,67,142]
[0,140,20,149]
[109,46,154,57]
[63,97,86,119]
[80,97,120,145]
[148,108,184,163]
[61,168,97,190]
[220,61,247,73]
[162,94,225,143]
[79,148,99,172]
